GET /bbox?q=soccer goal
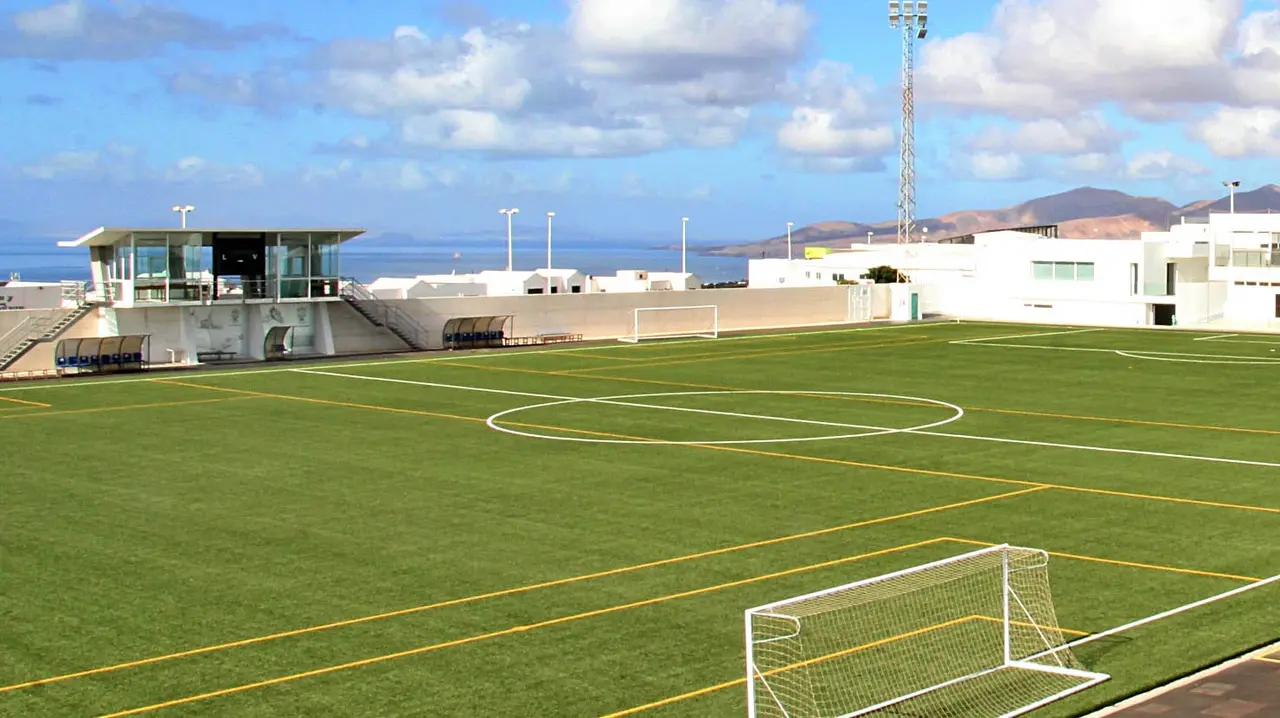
[745,544,1109,718]
[618,304,719,343]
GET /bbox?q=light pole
[1223,180,1240,214]
[681,216,689,275]
[499,208,519,271]
[922,226,929,243]
[546,211,555,294]
[867,231,873,245]
[786,222,794,260]
[171,205,195,228]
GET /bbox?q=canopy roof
[59,227,367,248]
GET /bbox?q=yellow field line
[0,396,260,419]
[0,487,1037,695]
[165,378,1280,517]
[449,355,1280,438]
[1256,656,1280,664]
[942,538,1261,583]
[97,540,952,717]
[600,613,1093,717]
[0,394,51,407]
[969,406,1280,438]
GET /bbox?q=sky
[0,0,1278,242]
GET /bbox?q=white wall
[389,285,858,349]
[0,283,63,310]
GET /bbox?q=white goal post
[745,544,1109,718]
[618,304,719,343]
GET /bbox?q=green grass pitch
[0,320,1276,717]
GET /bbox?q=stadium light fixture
[786,222,794,261]
[681,217,690,275]
[546,211,555,293]
[1223,180,1240,214]
[171,205,195,229]
[499,208,519,271]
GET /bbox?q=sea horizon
[0,235,750,285]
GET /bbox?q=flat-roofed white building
[747,213,1280,329]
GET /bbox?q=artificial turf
[0,320,1276,717]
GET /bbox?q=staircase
[0,302,95,371]
[339,278,430,351]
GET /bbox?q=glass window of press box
[104,232,341,303]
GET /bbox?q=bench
[197,350,237,362]
[501,332,584,347]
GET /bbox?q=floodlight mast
[499,208,519,271]
[1223,180,1240,214]
[171,205,195,229]
[890,0,927,244]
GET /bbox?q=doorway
[1152,304,1176,326]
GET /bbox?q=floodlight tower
[171,205,195,228]
[890,0,928,244]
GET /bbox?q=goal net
[619,305,718,343]
[745,544,1108,718]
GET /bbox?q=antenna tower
[890,1,928,244]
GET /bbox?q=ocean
[0,237,750,285]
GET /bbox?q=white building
[590,270,700,293]
[368,268,697,297]
[747,213,1280,329]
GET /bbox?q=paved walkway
[1090,643,1280,717]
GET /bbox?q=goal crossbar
[618,304,718,343]
[745,544,1110,718]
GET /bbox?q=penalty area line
[96,540,957,717]
[0,492,1039,695]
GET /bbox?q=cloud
[0,0,293,61]
[950,151,1032,181]
[966,112,1131,156]
[15,143,265,186]
[24,93,61,106]
[917,0,1264,120]
[1190,107,1280,156]
[567,0,809,81]
[1122,150,1209,180]
[168,7,835,163]
[775,61,895,172]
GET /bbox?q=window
[1129,263,1138,295]
[1033,261,1094,281]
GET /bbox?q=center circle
[485,390,964,445]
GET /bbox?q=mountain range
[707,184,1280,257]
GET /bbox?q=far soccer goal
[619,304,719,343]
[745,544,1109,718]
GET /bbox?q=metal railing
[0,315,54,367]
[340,277,429,350]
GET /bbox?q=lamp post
[786,222,794,260]
[922,226,929,243]
[681,216,689,275]
[171,205,195,228]
[546,211,555,294]
[499,208,519,271]
[1223,180,1240,214]
[867,231,873,245]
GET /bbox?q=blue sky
[1,0,1278,242]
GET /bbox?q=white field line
[953,341,1280,363]
[0,321,952,394]
[294,369,1280,469]
[951,327,1106,344]
[0,319,1094,395]
[1113,350,1280,366]
[296,369,901,435]
[1193,334,1238,341]
[1197,337,1280,346]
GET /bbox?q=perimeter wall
[389,285,859,349]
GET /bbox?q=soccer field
[1,321,1276,717]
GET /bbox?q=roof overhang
[58,227,368,249]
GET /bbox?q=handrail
[0,315,53,360]
[340,277,429,350]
